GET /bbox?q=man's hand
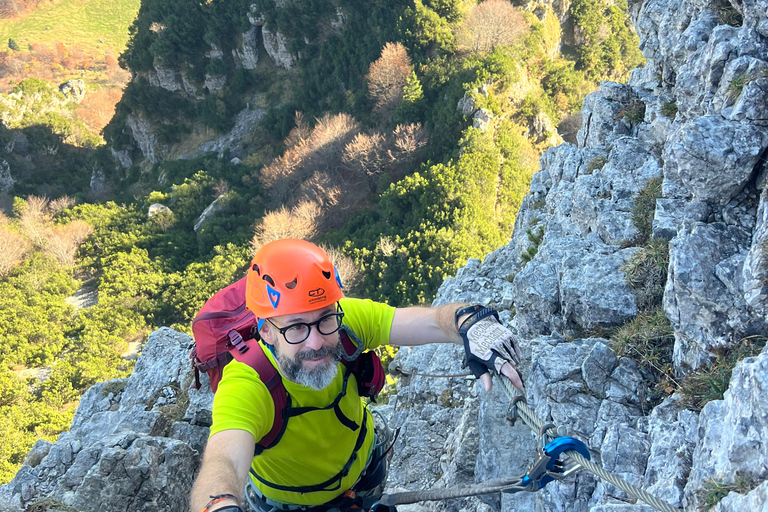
[459,307,524,392]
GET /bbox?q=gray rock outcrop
[194,194,228,232]
[261,26,296,69]
[0,159,14,194]
[0,328,213,512]
[127,113,167,164]
[233,26,260,69]
[59,79,86,102]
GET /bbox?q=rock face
[127,113,167,164]
[0,328,213,512]
[0,159,14,194]
[59,79,86,102]
[233,26,260,69]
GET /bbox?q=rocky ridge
[2,0,768,511]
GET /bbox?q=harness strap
[250,411,369,493]
[287,368,359,431]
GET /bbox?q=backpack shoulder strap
[231,340,289,453]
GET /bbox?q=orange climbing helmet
[245,239,344,321]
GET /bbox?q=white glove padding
[458,306,522,379]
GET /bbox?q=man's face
[262,303,344,390]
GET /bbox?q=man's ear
[259,324,275,346]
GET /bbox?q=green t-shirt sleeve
[209,360,274,440]
[338,297,396,350]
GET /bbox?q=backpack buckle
[228,330,250,355]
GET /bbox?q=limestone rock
[90,169,108,196]
[0,159,14,194]
[684,345,768,509]
[0,328,213,512]
[472,109,493,131]
[204,71,227,95]
[712,481,768,512]
[110,147,133,169]
[127,113,167,164]
[664,221,757,373]
[181,105,266,159]
[640,396,698,507]
[652,199,710,240]
[577,83,634,149]
[663,116,768,204]
[233,26,259,69]
[262,26,295,69]
[148,203,172,218]
[194,194,228,232]
[59,79,86,102]
[743,188,768,317]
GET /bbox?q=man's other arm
[388,303,523,390]
[189,429,255,512]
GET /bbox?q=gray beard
[274,340,345,390]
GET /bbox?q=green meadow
[0,0,140,53]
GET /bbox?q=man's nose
[303,326,326,351]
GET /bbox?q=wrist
[201,494,240,512]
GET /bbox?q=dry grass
[45,219,92,267]
[700,473,759,511]
[679,335,767,411]
[623,237,669,312]
[610,309,676,406]
[320,244,361,293]
[259,112,360,209]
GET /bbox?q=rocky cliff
[2,0,767,510]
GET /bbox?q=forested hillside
[0,0,643,483]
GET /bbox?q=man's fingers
[500,362,524,390]
[479,372,493,392]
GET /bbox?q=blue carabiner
[544,436,590,471]
[521,436,591,490]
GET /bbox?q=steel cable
[499,379,681,512]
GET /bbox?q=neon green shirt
[210,297,396,506]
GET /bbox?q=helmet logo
[267,284,281,309]
[309,288,325,297]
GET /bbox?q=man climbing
[190,239,524,512]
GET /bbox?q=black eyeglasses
[266,304,345,344]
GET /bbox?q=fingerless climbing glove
[456,305,522,379]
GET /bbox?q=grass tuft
[610,309,676,406]
[631,177,663,245]
[713,1,744,27]
[24,497,80,512]
[623,238,669,312]
[616,99,646,123]
[660,101,678,118]
[679,335,768,411]
[700,473,759,511]
[584,155,609,175]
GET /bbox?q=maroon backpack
[190,276,385,451]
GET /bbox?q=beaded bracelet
[201,493,240,512]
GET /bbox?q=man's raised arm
[389,303,524,391]
[190,429,255,512]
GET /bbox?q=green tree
[8,38,20,51]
